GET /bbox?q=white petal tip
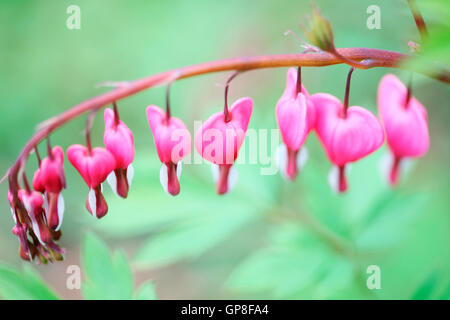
[55,193,65,231]
[127,164,134,187]
[106,171,119,197]
[88,188,97,217]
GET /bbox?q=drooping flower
[104,108,135,198]
[311,93,384,192]
[377,74,429,185]
[12,222,30,261]
[35,146,66,231]
[18,189,52,245]
[67,145,116,218]
[146,105,191,196]
[276,68,316,180]
[195,97,253,194]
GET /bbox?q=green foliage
[82,232,157,300]
[0,0,448,300]
[134,281,157,300]
[0,264,59,300]
[403,0,450,78]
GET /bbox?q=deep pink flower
[34,146,66,231]
[311,93,384,192]
[276,68,316,180]
[18,189,52,245]
[146,105,191,196]
[104,108,135,198]
[377,74,429,185]
[67,145,116,218]
[12,222,31,261]
[32,168,45,193]
[195,97,253,194]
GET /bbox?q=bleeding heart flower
[18,189,52,245]
[103,108,135,198]
[32,168,45,193]
[276,68,316,180]
[12,223,32,261]
[195,97,253,194]
[67,145,116,218]
[377,74,429,185]
[311,93,384,192]
[35,146,66,231]
[146,105,191,196]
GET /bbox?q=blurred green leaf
[0,263,58,300]
[81,232,134,300]
[227,247,330,298]
[411,271,439,300]
[356,192,429,250]
[134,281,157,300]
[134,206,258,269]
[95,155,273,238]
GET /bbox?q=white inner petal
[327,165,339,194]
[400,158,413,177]
[276,144,288,181]
[56,193,65,231]
[297,146,309,170]
[43,192,49,213]
[30,213,44,245]
[379,152,392,183]
[10,207,17,224]
[159,164,169,195]
[228,166,238,191]
[176,161,182,180]
[211,163,219,183]
[127,164,134,187]
[107,171,119,197]
[23,199,32,214]
[88,188,97,218]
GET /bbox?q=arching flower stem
[3,48,449,194]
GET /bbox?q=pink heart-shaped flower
[195,97,252,165]
[146,105,192,196]
[39,146,66,193]
[67,145,116,188]
[311,93,384,192]
[195,97,253,194]
[276,68,316,180]
[104,108,135,169]
[377,74,429,185]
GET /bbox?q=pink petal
[104,108,135,169]
[195,97,253,165]
[146,105,192,164]
[312,93,384,166]
[377,74,429,157]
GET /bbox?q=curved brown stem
[3,47,450,193]
[407,0,428,41]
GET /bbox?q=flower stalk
[2,48,449,198]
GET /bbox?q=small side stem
[34,147,41,166]
[22,171,31,194]
[407,0,428,41]
[296,67,302,94]
[165,82,172,122]
[343,67,355,117]
[85,110,97,154]
[46,136,54,161]
[112,101,120,125]
[224,71,241,123]
[405,73,413,108]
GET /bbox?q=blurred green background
[0,0,449,299]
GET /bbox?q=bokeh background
[0,0,448,299]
